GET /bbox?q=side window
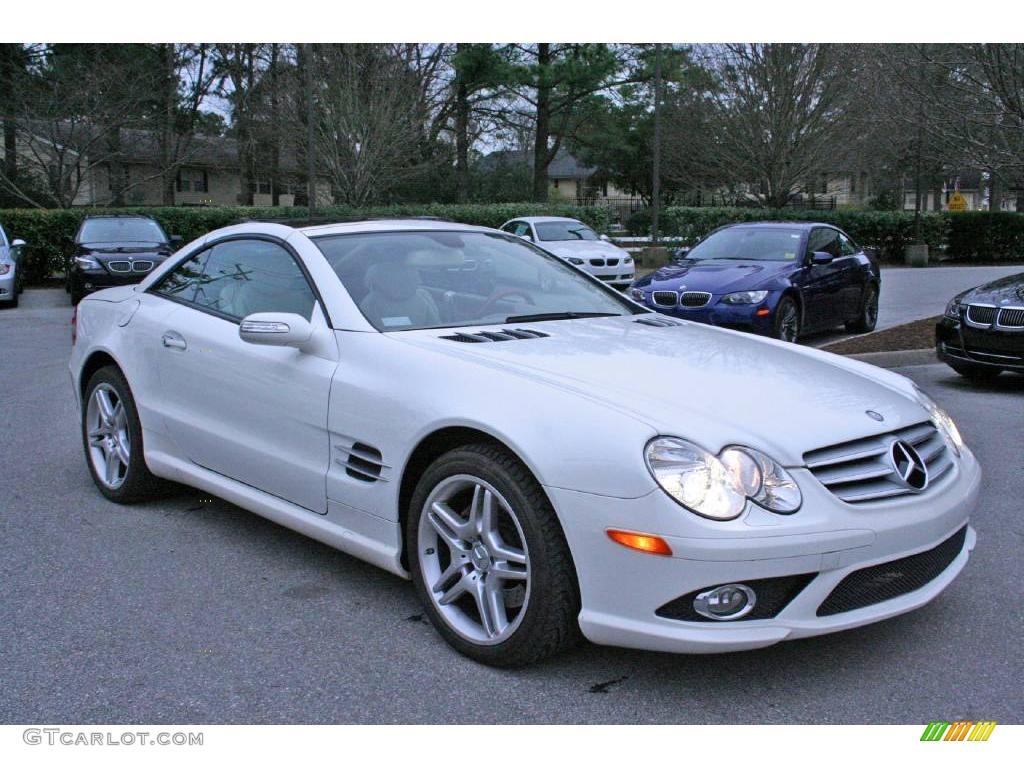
[192,239,316,321]
[501,221,520,234]
[153,250,209,303]
[508,222,532,240]
[838,232,858,256]
[806,228,840,259]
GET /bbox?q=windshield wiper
[504,311,621,323]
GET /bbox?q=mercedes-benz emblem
[866,410,884,422]
[889,440,928,491]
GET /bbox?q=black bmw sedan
[66,214,180,304]
[630,222,880,343]
[936,271,1024,380]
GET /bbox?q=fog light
[693,583,756,620]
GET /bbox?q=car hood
[78,242,171,258]
[539,240,626,259]
[960,271,1024,305]
[638,259,793,293]
[396,315,928,466]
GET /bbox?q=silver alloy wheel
[865,287,879,326]
[778,302,799,342]
[418,475,531,645]
[86,383,130,489]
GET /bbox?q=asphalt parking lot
[1,289,1021,724]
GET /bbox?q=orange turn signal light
[755,308,771,316]
[606,529,673,556]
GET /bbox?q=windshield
[686,227,805,262]
[534,221,599,242]
[313,230,637,332]
[79,218,167,244]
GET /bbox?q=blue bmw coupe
[630,222,881,342]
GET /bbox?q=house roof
[478,147,595,179]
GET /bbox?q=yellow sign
[948,191,967,211]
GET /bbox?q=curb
[844,349,938,369]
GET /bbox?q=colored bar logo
[921,721,997,741]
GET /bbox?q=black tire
[406,442,582,667]
[772,295,801,343]
[951,363,1002,382]
[846,283,879,333]
[81,365,168,503]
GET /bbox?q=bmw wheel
[846,284,879,333]
[407,443,581,667]
[82,366,167,503]
[773,296,800,343]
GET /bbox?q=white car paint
[500,216,635,287]
[69,219,980,655]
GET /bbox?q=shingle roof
[478,147,595,179]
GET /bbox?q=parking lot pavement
[1,292,1021,725]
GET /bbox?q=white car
[0,223,27,307]
[69,219,980,667]
[500,216,635,287]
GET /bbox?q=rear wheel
[950,363,1002,382]
[772,296,800,343]
[82,366,167,502]
[407,443,581,667]
[846,283,879,333]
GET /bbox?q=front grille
[606,258,619,267]
[652,290,678,307]
[132,260,154,273]
[679,291,711,308]
[816,526,967,616]
[996,307,1024,328]
[804,421,954,504]
[107,261,132,273]
[589,258,606,267]
[657,574,817,622]
[965,304,997,326]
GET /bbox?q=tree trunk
[161,43,177,206]
[988,170,1000,212]
[269,43,281,206]
[454,45,471,204]
[532,43,552,203]
[3,118,15,183]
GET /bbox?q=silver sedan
[0,223,27,308]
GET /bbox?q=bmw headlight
[721,290,769,305]
[914,386,964,456]
[567,257,585,265]
[73,255,102,270]
[623,257,633,265]
[631,287,644,302]
[645,438,801,520]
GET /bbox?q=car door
[800,227,849,331]
[149,237,338,514]
[837,230,868,317]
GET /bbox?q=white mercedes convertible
[69,219,980,666]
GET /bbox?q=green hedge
[627,207,950,262]
[0,203,611,284]
[945,212,1024,262]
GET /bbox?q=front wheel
[407,443,581,667]
[82,366,167,502]
[772,296,801,343]
[846,284,879,333]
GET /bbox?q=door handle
[161,332,187,350]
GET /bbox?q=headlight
[645,438,801,520]
[645,438,746,520]
[623,257,633,265]
[0,263,10,275]
[721,290,769,305]
[73,255,102,270]
[631,288,644,302]
[914,386,964,456]
[567,257,584,265]
[944,297,963,320]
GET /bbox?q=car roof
[725,221,830,231]
[296,218,497,238]
[81,213,159,220]
[511,216,583,224]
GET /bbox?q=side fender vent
[344,442,385,483]
[635,316,682,327]
[441,328,550,343]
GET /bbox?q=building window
[552,178,560,189]
[176,168,208,193]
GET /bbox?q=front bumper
[70,270,153,294]
[637,291,778,335]
[548,447,980,654]
[936,317,1024,372]
[0,271,15,301]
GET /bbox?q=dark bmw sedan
[67,215,180,304]
[630,222,880,342]
[936,271,1024,380]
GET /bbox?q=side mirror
[810,251,834,265]
[11,238,25,248]
[672,246,691,262]
[170,234,183,244]
[239,312,313,349]
[518,233,533,242]
[599,233,611,242]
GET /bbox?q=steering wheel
[477,289,535,318]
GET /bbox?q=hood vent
[635,316,682,327]
[441,328,550,343]
[344,442,385,483]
